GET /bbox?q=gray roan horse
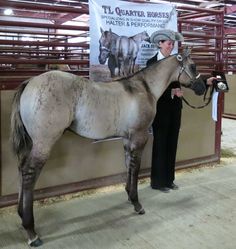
[10,48,206,247]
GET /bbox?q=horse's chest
[123,98,155,128]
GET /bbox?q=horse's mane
[107,30,119,37]
[116,54,177,82]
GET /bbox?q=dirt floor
[0,118,235,249]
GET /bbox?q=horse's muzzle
[191,78,206,96]
[98,56,106,64]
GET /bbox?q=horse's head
[98,28,113,64]
[132,31,150,43]
[141,31,150,43]
[176,47,206,95]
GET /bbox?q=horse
[10,48,206,247]
[115,31,150,76]
[98,27,119,78]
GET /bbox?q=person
[147,29,215,193]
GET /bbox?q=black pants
[151,100,182,188]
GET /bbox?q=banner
[89,0,177,81]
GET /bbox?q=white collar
[157,51,166,60]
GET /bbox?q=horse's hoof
[135,207,145,215]
[138,208,145,215]
[28,237,43,247]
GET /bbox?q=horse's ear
[100,27,104,33]
[183,46,192,57]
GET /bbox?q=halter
[100,46,110,52]
[176,54,200,85]
[176,54,213,109]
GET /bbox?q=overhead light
[4,9,13,15]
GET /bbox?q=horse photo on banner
[89,0,177,82]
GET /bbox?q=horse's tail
[10,80,32,160]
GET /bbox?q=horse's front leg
[123,133,148,215]
[123,139,131,199]
[108,56,116,78]
[19,154,45,247]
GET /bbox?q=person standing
[147,29,215,193]
[146,29,184,193]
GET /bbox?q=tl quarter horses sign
[89,0,178,81]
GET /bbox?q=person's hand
[171,88,184,98]
[206,77,217,85]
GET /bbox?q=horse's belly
[70,113,122,140]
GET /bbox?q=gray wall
[224,75,236,117]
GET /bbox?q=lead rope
[182,85,214,109]
[176,56,214,109]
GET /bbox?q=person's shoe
[158,187,170,193]
[151,185,170,193]
[168,183,179,190]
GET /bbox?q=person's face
[159,40,175,57]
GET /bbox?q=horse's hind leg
[123,140,131,199]
[131,58,136,74]
[17,156,27,219]
[18,150,47,247]
[123,132,148,215]
[121,58,129,76]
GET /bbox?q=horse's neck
[111,34,119,53]
[143,58,179,100]
[111,33,119,43]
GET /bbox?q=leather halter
[100,46,110,52]
[176,54,200,86]
[176,54,213,109]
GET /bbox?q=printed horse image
[98,29,150,78]
[98,27,119,77]
[116,31,150,76]
[10,48,206,247]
